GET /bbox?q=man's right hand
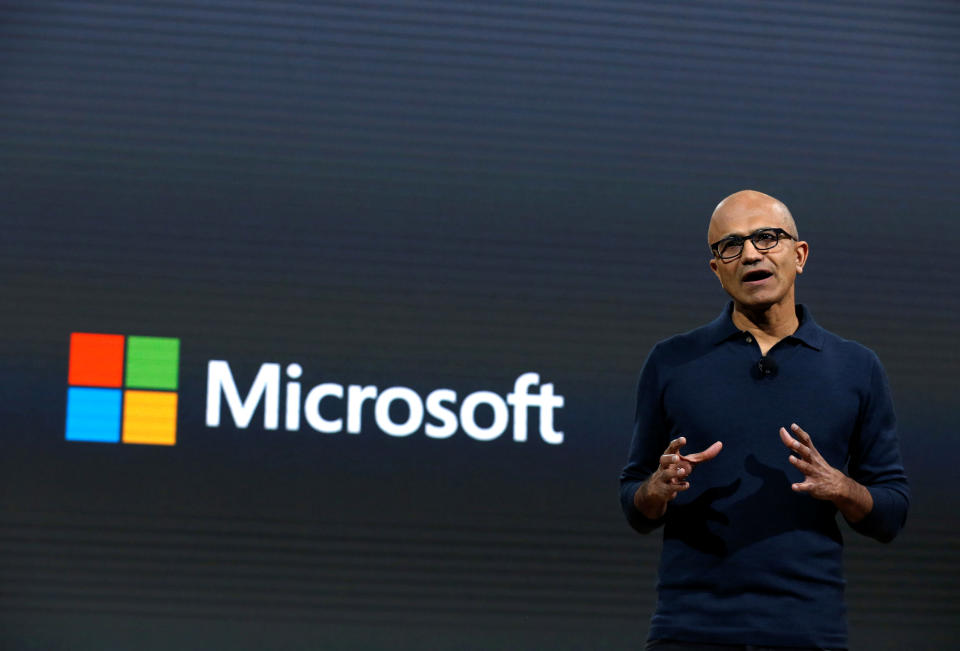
[633,436,723,520]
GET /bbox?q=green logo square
[125,336,179,390]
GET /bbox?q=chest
[660,344,862,476]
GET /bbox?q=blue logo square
[66,387,122,443]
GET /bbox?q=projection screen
[1,1,957,649]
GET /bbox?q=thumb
[682,441,723,463]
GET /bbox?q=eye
[717,238,740,255]
[755,230,778,243]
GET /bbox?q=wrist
[832,474,873,522]
[634,477,668,520]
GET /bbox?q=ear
[794,240,809,274]
[709,257,722,285]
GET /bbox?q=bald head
[708,190,798,244]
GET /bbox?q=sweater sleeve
[620,345,670,534]
[846,353,910,543]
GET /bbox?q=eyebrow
[716,226,780,240]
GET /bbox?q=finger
[779,426,800,449]
[790,423,816,450]
[663,465,687,481]
[664,437,687,455]
[779,427,810,459]
[792,480,814,493]
[682,441,723,463]
[789,455,815,474]
[780,427,814,461]
[659,453,680,469]
[790,424,823,461]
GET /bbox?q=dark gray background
[1,1,958,649]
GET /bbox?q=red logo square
[69,333,125,388]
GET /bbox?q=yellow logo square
[122,390,178,446]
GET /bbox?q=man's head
[707,190,808,313]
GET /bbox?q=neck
[731,298,799,341]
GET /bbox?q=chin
[735,292,787,310]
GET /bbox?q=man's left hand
[779,422,873,522]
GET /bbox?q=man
[620,190,909,650]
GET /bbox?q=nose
[740,237,764,263]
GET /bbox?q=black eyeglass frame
[710,227,796,261]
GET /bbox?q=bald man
[620,191,909,651]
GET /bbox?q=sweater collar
[708,302,825,351]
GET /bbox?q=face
[708,194,808,312]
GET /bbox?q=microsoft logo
[66,333,180,445]
[62,333,565,446]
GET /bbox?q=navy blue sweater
[620,304,909,649]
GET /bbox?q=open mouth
[742,270,773,283]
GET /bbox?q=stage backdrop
[1,1,957,649]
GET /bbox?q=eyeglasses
[710,227,795,261]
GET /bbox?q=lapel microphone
[756,356,778,378]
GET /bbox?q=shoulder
[818,327,880,361]
[645,319,719,369]
[814,325,886,379]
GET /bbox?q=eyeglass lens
[717,229,781,259]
